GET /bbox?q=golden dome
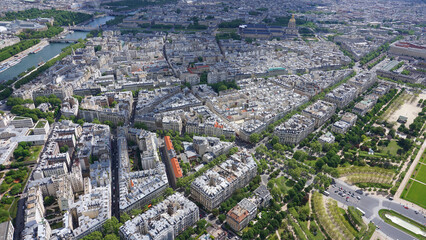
[289,14,296,23]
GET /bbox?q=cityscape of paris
[0,0,425,239]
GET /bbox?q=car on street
[404,206,409,209]
[357,196,361,200]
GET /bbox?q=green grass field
[414,163,426,184]
[379,140,402,156]
[27,146,42,162]
[404,181,426,209]
[269,176,293,195]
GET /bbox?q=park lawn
[50,221,64,230]
[217,28,238,33]
[24,146,42,162]
[9,197,19,219]
[305,160,317,168]
[299,220,325,240]
[414,163,426,184]
[404,181,426,209]
[309,220,326,240]
[421,156,426,163]
[273,176,293,195]
[379,140,401,156]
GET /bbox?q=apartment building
[120,193,199,240]
[302,100,336,128]
[0,221,14,240]
[324,83,358,109]
[274,114,315,145]
[332,112,358,134]
[33,120,49,135]
[352,94,378,116]
[191,151,257,211]
[10,116,34,128]
[348,72,376,95]
[118,129,168,214]
[226,198,257,232]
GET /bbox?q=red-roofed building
[226,198,257,232]
[187,65,210,74]
[165,136,174,151]
[170,157,183,178]
[389,41,426,59]
[164,136,183,181]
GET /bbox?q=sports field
[414,164,426,184]
[404,181,426,209]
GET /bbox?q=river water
[0,16,114,82]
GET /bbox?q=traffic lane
[334,177,426,224]
[13,197,26,240]
[328,185,379,219]
[332,182,426,221]
[371,216,418,240]
[383,201,426,224]
[328,193,375,219]
[327,190,416,240]
[328,184,425,240]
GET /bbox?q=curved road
[328,179,426,240]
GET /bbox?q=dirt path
[410,178,426,186]
[275,230,281,240]
[307,193,312,229]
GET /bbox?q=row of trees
[6,97,33,107]
[360,42,390,66]
[35,94,62,108]
[14,41,85,89]
[101,0,176,12]
[219,175,261,213]
[218,19,245,28]
[13,142,33,162]
[0,8,92,26]
[18,25,63,40]
[208,80,240,93]
[81,217,121,240]
[0,39,40,62]
[11,105,55,123]
[176,147,238,188]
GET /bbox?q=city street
[13,197,26,240]
[327,179,426,240]
[111,137,120,220]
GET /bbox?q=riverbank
[0,15,113,82]
[0,39,49,68]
